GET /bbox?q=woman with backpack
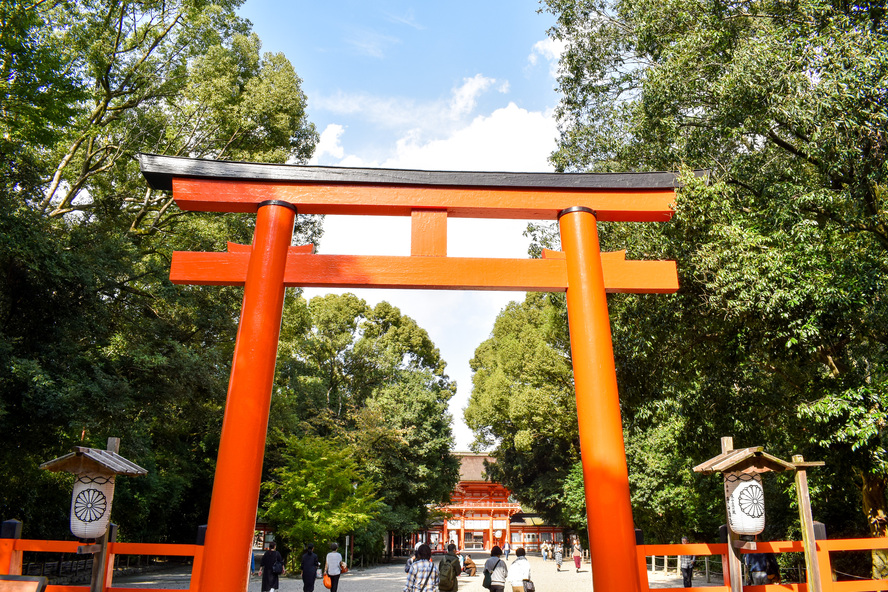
[404,543,439,592]
[260,542,284,592]
[572,543,583,572]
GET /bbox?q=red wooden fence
[0,539,203,592]
[3,536,888,590]
[638,539,888,591]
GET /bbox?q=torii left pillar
[198,200,296,592]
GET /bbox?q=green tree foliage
[262,433,383,566]
[0,0,319,542]
[467,0,888,571]
[467,0,888,570]
[267,293,460,560]
[465,293,580,527]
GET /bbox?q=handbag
[523,580,536,592]
[340,561,348,574]
[323,573,332,589]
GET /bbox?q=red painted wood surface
[559,207,641,592]
[196,203,296,592]
[171,178,677,221]
[169,251,679,293]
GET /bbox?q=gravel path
[111,554,725,591]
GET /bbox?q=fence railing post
[190,525,207,592]
[815,539,833,592]
[0,519,23,575]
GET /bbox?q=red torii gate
[139,154,681,592]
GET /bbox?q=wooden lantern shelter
[694,436,824,592]
[40,439,147,540]
[138,153,686,592]
[40,438,146,592]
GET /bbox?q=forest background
[2,0,887,577]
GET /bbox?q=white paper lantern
[70,473,116,539]
[724,471,765,535]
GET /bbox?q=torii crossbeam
[139,154,682,592]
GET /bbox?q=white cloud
[529,37,567,78]
[449,74,498,119]
[311,124,346,162]
[384,102,557,172]
[320,102,557,172]
[313,72,510,139]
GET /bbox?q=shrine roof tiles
[456,453,494,482]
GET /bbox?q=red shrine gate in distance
[138,154,681,592]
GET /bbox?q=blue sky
[238,1,565,449]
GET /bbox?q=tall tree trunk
[861,472,888,579]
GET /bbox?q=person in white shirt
[509,548,531,592]
[324,542,344,592]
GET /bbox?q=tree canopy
[265,294,460,559]
[468,0,887,576]
[2,1,459,559]
[0,0,321,542]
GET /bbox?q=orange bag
[323,573,332,589]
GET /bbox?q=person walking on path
[502,542,511,561]
[301,544,320,592]
[405,542,421,574]
[484,546,508,592]
[679,537,696,588]
[508,548,531,592]
[324,542,344,592]
[404,543,438,592]
[572,543,583,572]
[260,542,284,592]
[553,542,564,572]
[438,543,461,591]
[744,552,770,585]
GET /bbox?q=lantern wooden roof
[39,447,147,477]
[693,446,797,475]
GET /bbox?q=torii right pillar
[559,205,642,592]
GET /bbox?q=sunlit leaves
[262,434,383,552]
